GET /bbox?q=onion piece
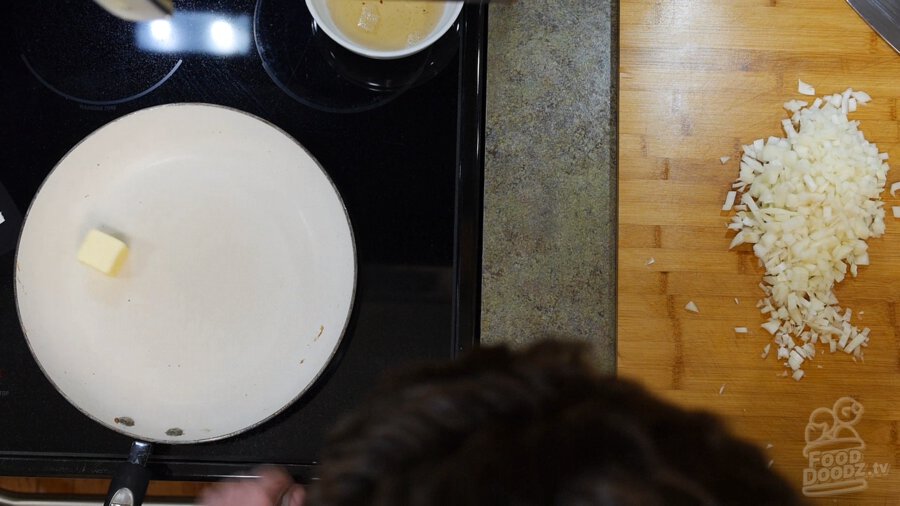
[722,191,737,211]
[844,336,865,354]
[784,100,808,112]
[845,330,869,353]
[753,138,765,154]
[852,90,871,104]
[761,320,780,335]
[684,301,699,313]
[798,80,816,96]
[720,156,731,164]
[735,327,748,334]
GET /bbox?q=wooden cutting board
[618,0,900,502]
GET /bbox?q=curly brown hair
[307,340,800,506]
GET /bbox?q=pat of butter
[77,229,129,276]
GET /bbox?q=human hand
[198,466,305,506]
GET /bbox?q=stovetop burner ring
[20,55,183,107]
[13,0,185,108]
[254,0,459,114]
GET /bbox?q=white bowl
[306,0,464,60]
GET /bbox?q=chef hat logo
[802,397,868,498]
[803,397,865,456]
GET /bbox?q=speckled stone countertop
[480,0,617,371]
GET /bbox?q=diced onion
[722,191,737,211]
[788,350,804,370]
[725,87,889,381]
[646,257,655,266]
[844,331,868,353]
[735,327,748,333]
[893,207,900,218]
[685,301,699,313]
[761,320,781,335]
[720,156,731,164]
[852,90,871,104]
[798,80,816,96]
[890,182,900,197]
[784,100,808,113]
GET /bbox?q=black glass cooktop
[0,0,485,481]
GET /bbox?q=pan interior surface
[15,104,356,444]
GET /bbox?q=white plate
[15,104,356,444]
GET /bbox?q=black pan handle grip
[104,441,154,506]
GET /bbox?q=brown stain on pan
[166,428,184,437]
[114,417,135,427]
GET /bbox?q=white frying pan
[15,104,356,506]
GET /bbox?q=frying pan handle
[104,441,153,506]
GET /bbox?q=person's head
[307,340,799,506]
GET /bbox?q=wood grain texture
[0,476,205,497]
[618,0,900,502]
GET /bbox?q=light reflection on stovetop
[13,0,184,106]
[12,0,460,112]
